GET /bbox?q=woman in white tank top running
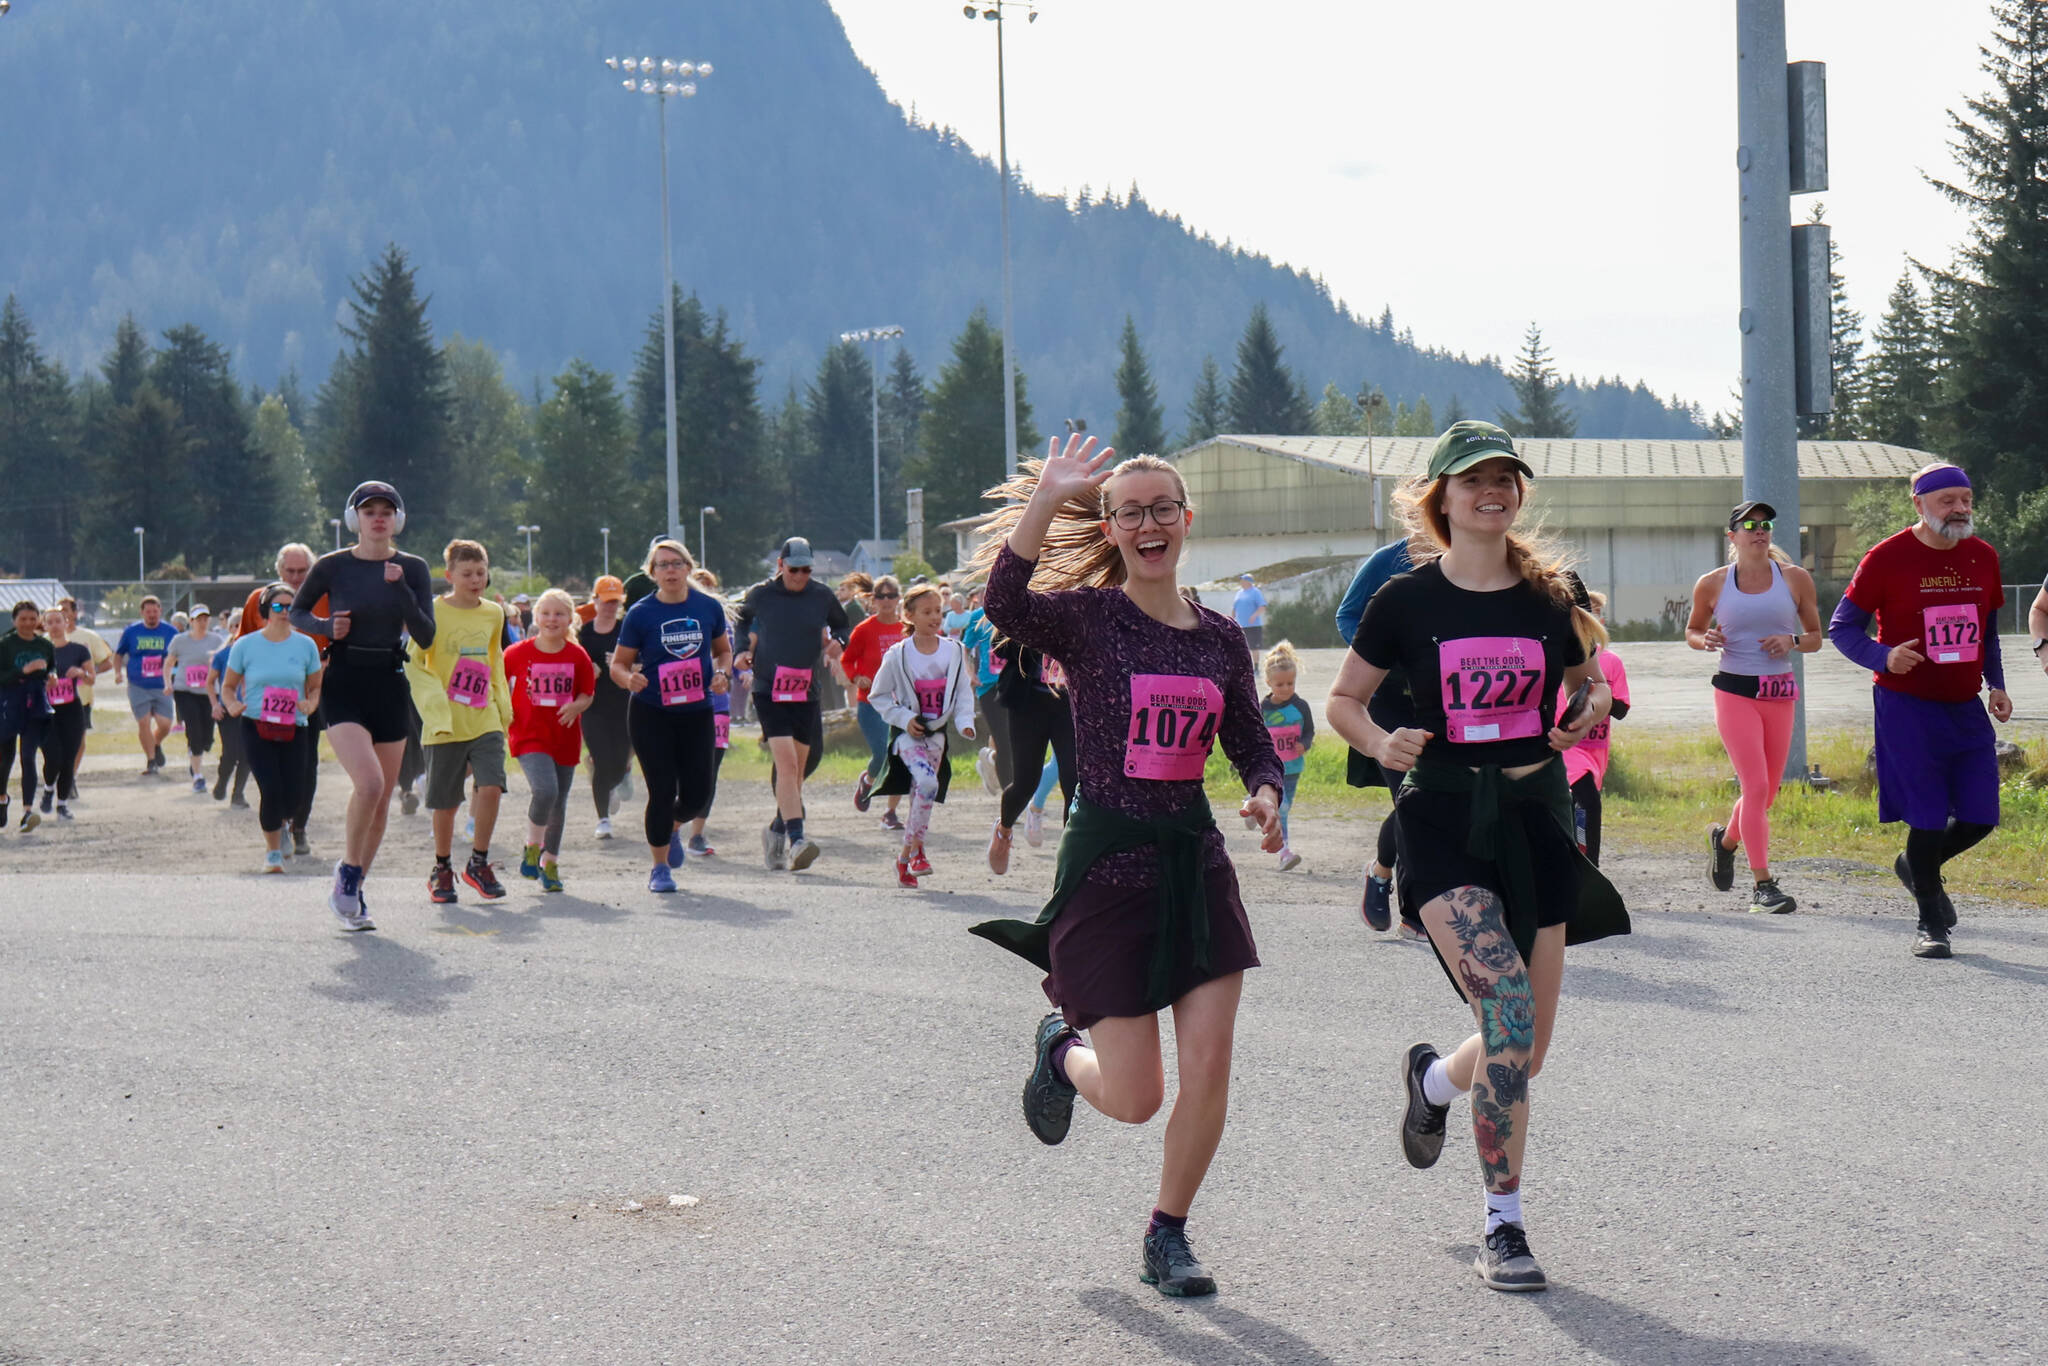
[1685,501,1824,913]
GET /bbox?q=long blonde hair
[1261,639,1302,682]
[1394,471,1577,610]
[971,454,1190,591]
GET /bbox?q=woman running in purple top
[969,434,1284,1299]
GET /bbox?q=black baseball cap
[348,480,402,511]
[1728,500,1777,530]
[778,536,815,567]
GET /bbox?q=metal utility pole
[963,4,1035,479]
[842,327,905,543]
[1736,0,1827,780]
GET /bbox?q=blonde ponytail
[1261,639,1301,680]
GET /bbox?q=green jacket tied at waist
[969,793,1216,1013]
[1402,755,1630,967]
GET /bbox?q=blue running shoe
[667,827,686,869]
[519,843,542,880]
[648,864,677,894]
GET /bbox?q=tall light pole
[699,506,717,571]
[133,527,145,585]
[840,326,905,543]
[329,518,342,551]
[963,3,1035,480]
[604,54,714,545]
[517,524,539,582]
[601,526,611,578]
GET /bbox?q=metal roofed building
[1169,435,1934,629]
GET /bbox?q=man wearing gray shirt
[734,537,850,870]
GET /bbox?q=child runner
[407,539,514,905]
[969,435,1285,1299]
[224,582,324,873]
[843,574,907,828]
[1326,420,1630,1293]
[866,582,977,887]
[38,607,92,822]
[115,595,176,775]
[292,482,437,929]
[505,589,596,893]
[1558,587,1630,865]
[1259,640,1315,871]
[1686,501,1823,913]
[611,541,731,893]
[163,605,225,794]
[959,600,1007,806]
[576,576,633,839]
[0,601,55,832]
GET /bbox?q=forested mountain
[0,0,1701,443]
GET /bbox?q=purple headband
[1913,466,1971,496]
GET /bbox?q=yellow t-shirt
[70,626,114,707]
[405,599,511,742]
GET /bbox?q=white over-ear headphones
[343,481,407,535]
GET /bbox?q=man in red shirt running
[1828,463,2012,959]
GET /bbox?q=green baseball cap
[1427,421,1534,481]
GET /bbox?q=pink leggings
[1714,690,1796,873]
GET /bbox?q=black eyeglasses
[1108,499,1187,530]
[651,559,688,571]
[1735,519,1774,532]
[871,592,900,600]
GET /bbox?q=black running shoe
[1707,824,1735,891]
[40,789,54,814]
[292,827,309,858]
[1361,873,1394,933]
[1022,1011,1078,1146]
[428,863,458,905]
[1475,1222,1548,1292]
[1913,921,1953,959]
[1398,1042,1449,1169]
[1141,1224,1216,1297]
[1749,879,1796,914]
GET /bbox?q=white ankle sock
[1422,1057,1462,1107]
[1485,1189,1524,1234]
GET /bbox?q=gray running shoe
[1141,1224,1216,1298]
[787,838,820,871]
[292,827,310,858]
[1023,1011,1078,1146]
[1476,1223,1548,1291]
[762,825,787,871]
[1398,1042,1449,1169]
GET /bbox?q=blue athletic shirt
[117,621,177,690]
[226,631,322,725]
[618,587,728,712]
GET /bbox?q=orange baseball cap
[592,575,626,602]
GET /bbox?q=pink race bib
[1125,675,1222,781]
[183,665,210,690]
[771,665,811,703]
[526,661,576,707]
[714,713,730,750]
[1267,723,1303,762]
[1756,672,1799,702]
[139,655,163,681]
[447,656,491,709]
[1042,657,1067,690]
[1439,636,1545,745]
[1923,603,1980,664]
[46,677,77,706]
[260,686,300,727]
[657,657,705,707]
[913,677,947,717]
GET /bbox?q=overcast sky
[827,0,1996,414]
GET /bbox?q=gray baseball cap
[778,536,815,567]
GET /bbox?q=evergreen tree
[879,345,927,533]
[84,387,198,577]
[0,297,81,576]
[1442,393,1470,426]
[1111,315,1167,454]
[906,306,1039,527]
[1397,395,1438,437]
[676,310,770,581]
[1928,0,2048,515]
[1311,382,1364,437]
[151,323,266,572]
[1798,203,1865,439]
[531,359,633,579]
[101,315,151,407]
[1226,304,1313,434]
[1859,273,1941,450]
[326,244,453,551]
[1183,355,1225,444]
[442,336,533,561]
[1498,324,1577,437]
[798,339,877,552]
[251,393,319,548]
[628,287,709,515]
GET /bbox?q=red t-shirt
[504,637,597,764]
[840,615,905,703]
[1843,527,2004,703]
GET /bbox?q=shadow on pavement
[308,935,474,1016]
[428,895,632,943]
[1560,965,1737,1014]
[1956,953,2048,984]
[1077,1286,1344,1366]
[651,893,795,927]
[1522,1281,1878,1365]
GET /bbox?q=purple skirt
[1043,864,1259,1031]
